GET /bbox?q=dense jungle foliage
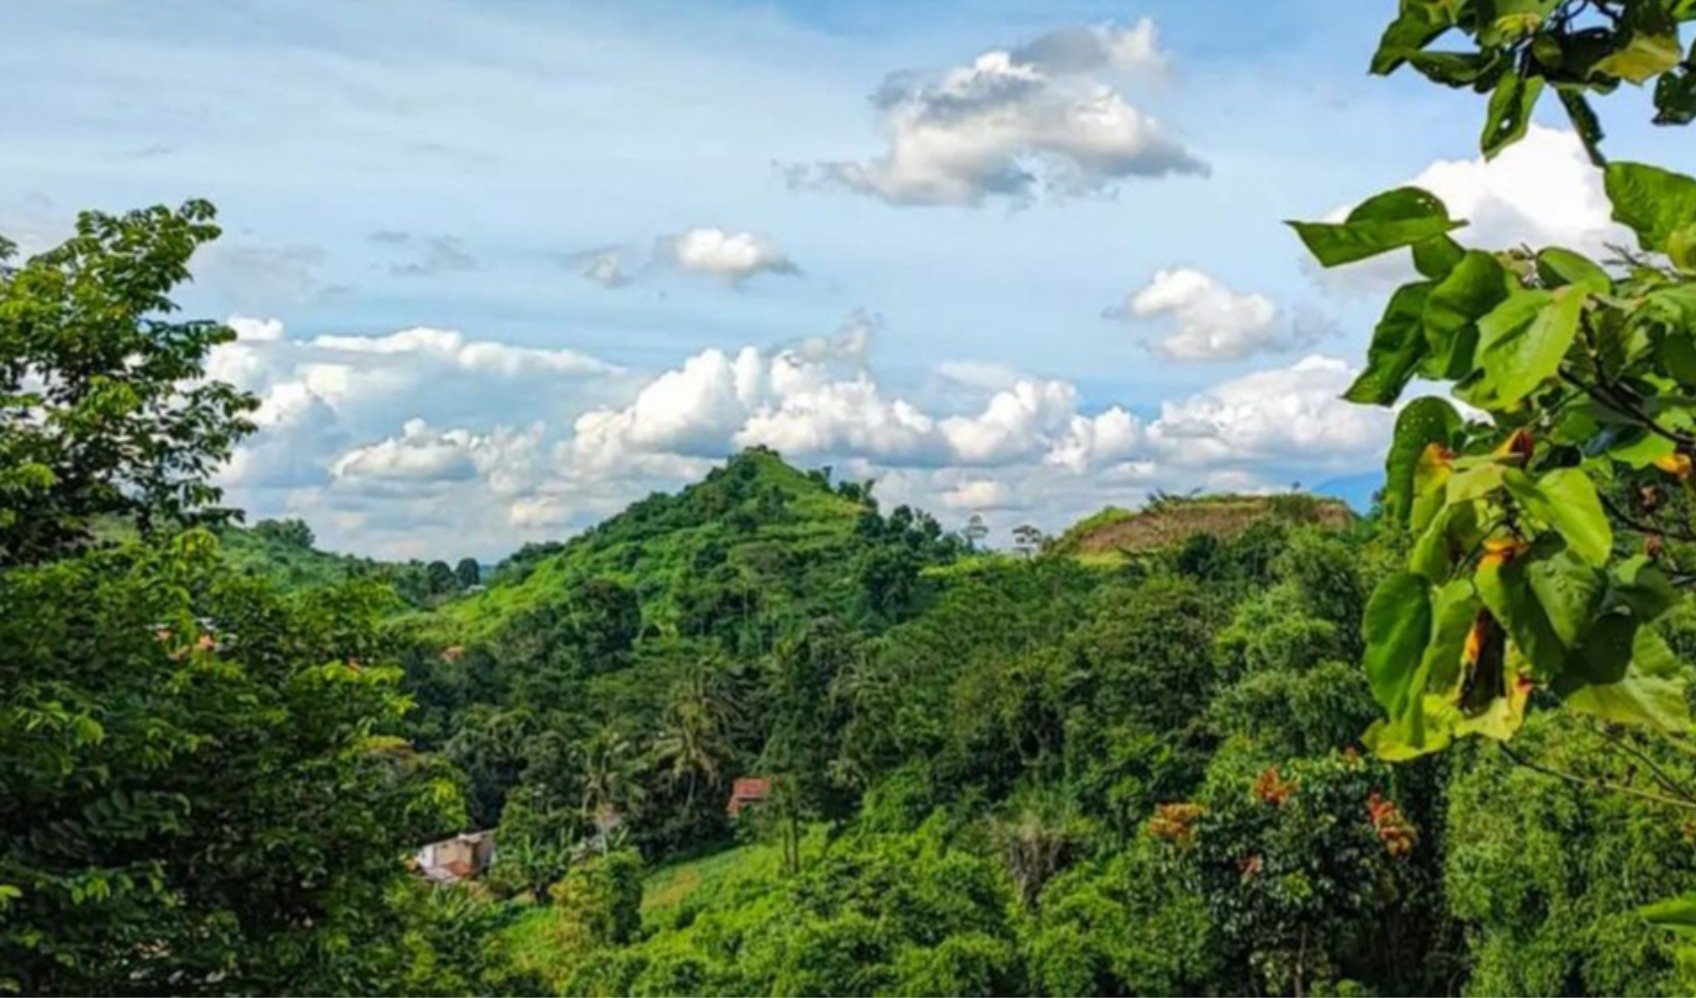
[8,1,1696,994]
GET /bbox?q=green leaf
[1643,892,1696,936]
[1289,188,1465,267]
[1423,250,1516,378]
[1413,234,1468,279]
[1656,66,1696,126]
[1471,286,1586,406]
[1670,225,1696,273]
[1365,579,1478,760]
[1605,162,1696,253]
[1385,397,1463,524]
[1563,628,1693,732]
[1477,547,1569,679]
[1596,29,1683,84]
[1505,467,1613,566]
[1535,247,1611,294]
[1480,0,1558,44]
[1363,572,1435,713]
[1407,49,1509,86]
[1525,545,1606,646]
[1481,71,1545,158]
[1411,499,1484,582]
[1372,1,1460,74]
[1612,555,1681,619]
[1346,282,1434,405]
[1557,88,1607,166]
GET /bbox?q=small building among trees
[726,777,771,818]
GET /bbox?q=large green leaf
[1423,250,1515,378]
[1656,66,1696,126]
[1372,0,1460,74]
[1384,397,1463,523]
[1413,233,1468,279]
[1411,499,1484,582]
[1365,579,1478,761]
[1477,548,1569,679]
[1290,188,1465,268]
[1563,628,1693,732]
[1605,162,1696,253]
[1363,572,1435,713]
[1470,286,1586,406]
[1481,71,1545,158]
[1595,28,1683,83]
[1535,247,1611,294]
[1345,282,1434,405]
[1504,467,1614,566]
[1525,545,1607,646]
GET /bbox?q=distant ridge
[1054,492,1355,564]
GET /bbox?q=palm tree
[650,667,741,810]
[575,725,645,831]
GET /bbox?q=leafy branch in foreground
[1372,0,1696,161]
[1295,159,1696,761]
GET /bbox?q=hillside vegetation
[1053,492,1356,565]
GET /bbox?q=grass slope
[1054,492,1355,566]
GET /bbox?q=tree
[1011,524,1046,559]
[252,518,315,549]
[425,559,456,595]
[0,202,256,565]
[454,557,480,589]
[0,534,465,993]
[650,667,740,811]
[963,513,989,551]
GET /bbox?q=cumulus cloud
[655,227,799,285]
[212,313,1393,560]
[787,17,1205,207]
[1106,267,1326,361]
[208,317,623,501]
[1146,355,1391,472]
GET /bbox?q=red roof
[727,777,772,817]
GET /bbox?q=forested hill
[216,517,481,605]
[391,446,969,841]
[182,450,1696,995]
[426,446,941,644]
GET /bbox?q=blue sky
[4,1,1688,558]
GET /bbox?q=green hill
[427,447,923,642]
[215,517,458,605]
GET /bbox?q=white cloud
[1107,267,1323,361]
[656,227,799,285]
[1146,355,1391,472]
[788,17,1205,207]
[210,313,1394,560]
[940,478,1013,510]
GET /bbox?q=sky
[3,0,1692,560]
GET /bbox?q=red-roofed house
[726,777,772,818]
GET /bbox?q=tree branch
[1496,742,1696,813]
